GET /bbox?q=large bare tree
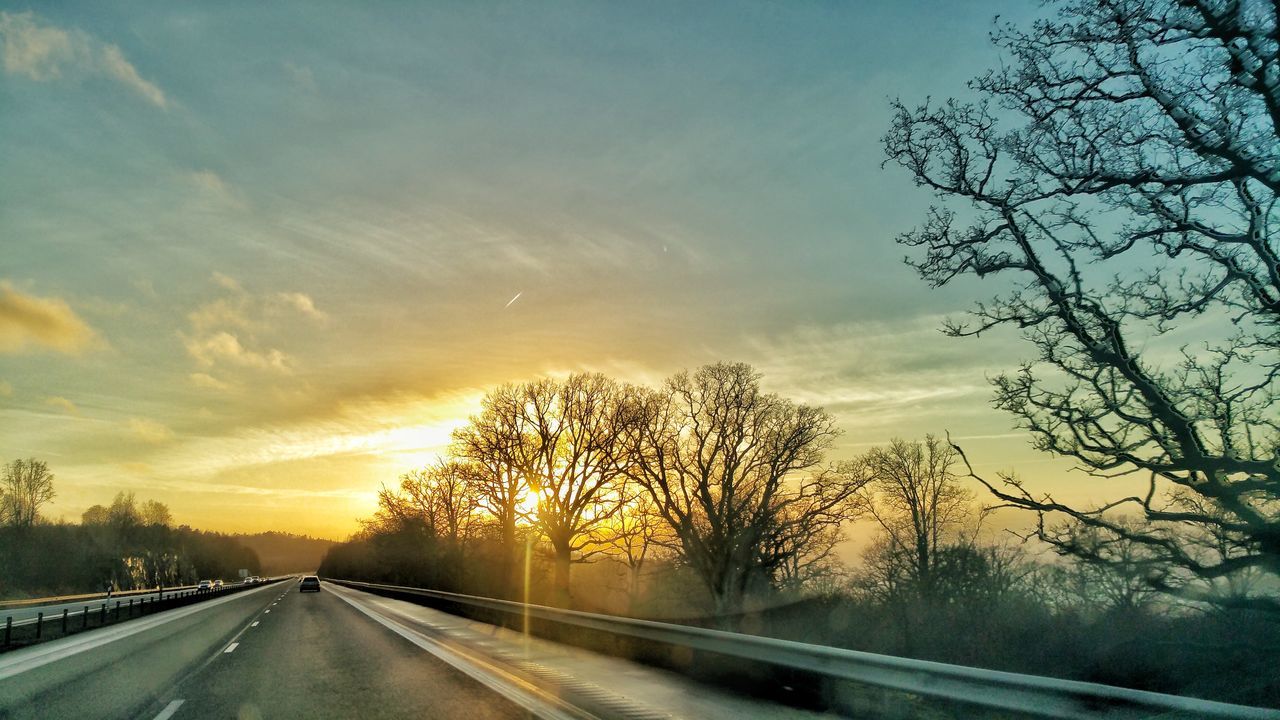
[884,0,1279,608]
[515,373,634,606]
[623,362,863,619]
[0,458,55,528]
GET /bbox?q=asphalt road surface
[0,580,539,720]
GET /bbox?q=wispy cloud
[128,417,173,444]
[0,282,99,354]
[0,11,168,108]
[276,292,326,322]
[99,43,166,108]
[188,171,245,210]
[144,389,482,484]
[180,273,325,374]
[183,331,291,372]
[189,372,232,391]
[45,395,79,415]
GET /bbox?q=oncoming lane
[0,582,283,719]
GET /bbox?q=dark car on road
[299,576,321,593]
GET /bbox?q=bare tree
[0,458,55,528]
[1034,520,1165,615]
[594,474,672,608]
[371,460,482,545]
[884,0,1280,609]
[486,374,635,606]
[857,436,984,600]
[760,463,868,594]
[451,383,535,595]
[624,362,863,619]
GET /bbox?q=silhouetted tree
[856,436,985,601]
[0,458,55,528]
[515,374,634,606]
[624,362,864,620]
[594,475,672,609]
[140,499,172,527]
[452,383,535,596]
[884,0,1280,610]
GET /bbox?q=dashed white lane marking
[153,699,185,720]
[251,621,259,627]
[223,642,239,654]
[264,610,270,613]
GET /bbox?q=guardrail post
[128,598,134,616]
[100,603,106,624]
[114,600,120,621]
[35,612,43,639]
[61,608,68,633]
[82,606,89,629]
[4,616,10,646]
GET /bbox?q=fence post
[35,612,43,639]
[62,608,68,633]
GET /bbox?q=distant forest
[236,531,335,576]
[0,459,334,598]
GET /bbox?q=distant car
[197,580,213,592]
[299,576,320,593]
[213,579,224,589]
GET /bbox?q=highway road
[0,580,541,719]
[0,580,834,720]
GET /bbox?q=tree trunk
[552,543,572,608]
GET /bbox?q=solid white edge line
[327,584,583,720]
[152,698,185,720]
[0,583,281,682]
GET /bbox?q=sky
[0,1,1127,540]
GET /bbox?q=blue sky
[0,1,1110,538]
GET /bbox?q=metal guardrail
[329,578,1280,720]
[0,583,200,611]
[1,577,290,650]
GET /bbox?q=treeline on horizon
[0,459,335,598]
[317,363,1280,707]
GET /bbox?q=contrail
[504,292,522,309]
